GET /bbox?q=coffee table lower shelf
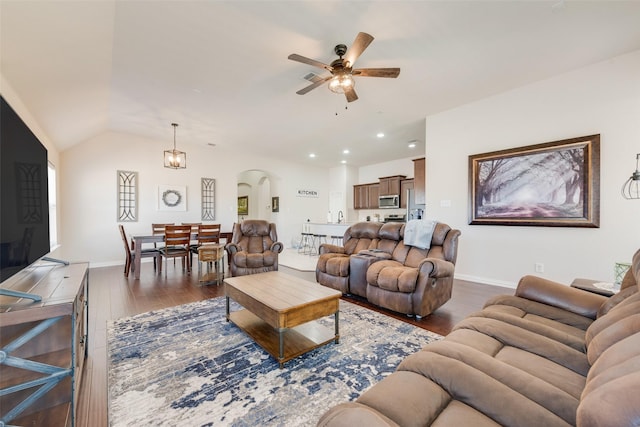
[227,309,339,368]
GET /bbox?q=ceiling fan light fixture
[328,74,354,94]
[164,123,187,169]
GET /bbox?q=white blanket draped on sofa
[403,219,436,249]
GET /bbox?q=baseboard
[454,273,517,289]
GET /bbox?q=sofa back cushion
[585,292,640,365]
[577,332,640,427]
[398,223,459,268]
[343,222,382,255]
[597,248,640,317]
[376,222,404,255]
[233,220,277,253]
[620,248,640,291]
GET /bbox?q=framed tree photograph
[468,134,600,227]
[237,196,248,215]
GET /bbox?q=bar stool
[310,234,327,255]
[330,235,343,246]
[298,224,313,255]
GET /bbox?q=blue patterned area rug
[107,297,441,426]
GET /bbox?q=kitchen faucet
[337,211,344,224]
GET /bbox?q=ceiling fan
[288,32,400,103]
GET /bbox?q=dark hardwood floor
[75,263,512,427]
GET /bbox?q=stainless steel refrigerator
[406,189,426,220]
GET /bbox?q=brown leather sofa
[315,221,461,317]
[225,220,283,276]
[318,249,640,427]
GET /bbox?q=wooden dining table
[131,231,232,280]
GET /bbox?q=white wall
[425,50,640,287]
[58,131,330,265]
[358,157,414,183]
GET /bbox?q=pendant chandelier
[621,153,640,200]
[164,123,186,169]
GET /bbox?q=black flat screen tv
[1,95,51,283]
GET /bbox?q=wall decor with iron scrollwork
[201,178,215,220]
[118,170,137,221]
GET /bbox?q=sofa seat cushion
[366,260,419,293]
[453,316,590,376]
[469,305,587,352]
[317,253,351,277]
[395,347,575,427]
[445,328,586,400]
[232,250,277,268]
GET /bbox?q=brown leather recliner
[316,221,461,318]
[365,223,461,317]
[225,220,284,277]
[315,222,383,293]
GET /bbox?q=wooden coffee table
[224,271,342,368]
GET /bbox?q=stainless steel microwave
[379,195,400,209]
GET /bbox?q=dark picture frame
[469,134,600,227]
[271,196,279,213]
[237,196,248,215]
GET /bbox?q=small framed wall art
[237,195,248,215]
[158,185,187,211]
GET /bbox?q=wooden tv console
[0,262,89,427]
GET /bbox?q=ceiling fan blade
[353,68,401,78]
[344,86,358,103]
[288,54,332,71]
[344,32,374,67]
[296,75,333,95]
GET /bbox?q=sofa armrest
[358,249,392,260]
[319,244,345,255]
[225,242,240,255]
[317,402,399,427]
[270,241,284,253]
[516,275,607,319]
[418,258,454,278]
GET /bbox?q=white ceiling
[2,1,640,168]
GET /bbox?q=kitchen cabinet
[413,157,425,205]
[353,183,380,209]
[353,184,368,209]
[0,262,89,427]
[378,175,406,196]
[367,183,379,208]
[400,179,414,208]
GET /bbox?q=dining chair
[182,222,202,249]
[159,224,192,275]
[151,223,174,248]
[189,223,221,266]
[119,225,160,277]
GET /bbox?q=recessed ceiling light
[343,149,350,154]
[376,132,385,138]
[309,153,316,158]
[408,142,416,148]
[341,160,347,164]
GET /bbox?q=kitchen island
[306,222,352,240]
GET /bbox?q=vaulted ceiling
[2,1,640,167]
